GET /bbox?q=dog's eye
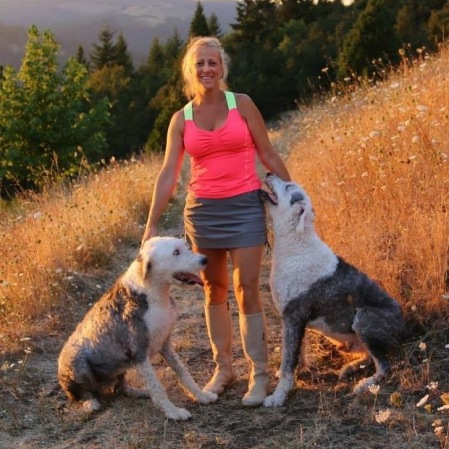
[173,249,180,256]
[285,184,294,191]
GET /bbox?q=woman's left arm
[236,93,291,181]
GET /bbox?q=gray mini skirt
[184,189,267,249]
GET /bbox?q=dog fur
[58,236,217,420]
[259,174,406,407]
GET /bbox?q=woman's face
[193,46,223,92]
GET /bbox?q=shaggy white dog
[259,174,406,407]
[58,237,217,420]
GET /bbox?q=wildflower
[418,342,427,351]
[375,409,391,424]
[427,382,439,390]
[416,394,429,407]
[368,384,380,395]
[390,391,404,408]
[434,426,444,436]
[412,136,420,144]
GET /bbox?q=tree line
[1,0,448,196]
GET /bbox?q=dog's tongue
[188,274,204,286]
[174,272,204,286]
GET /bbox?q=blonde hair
[181,36,230,99]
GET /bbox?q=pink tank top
[183,91,261,199]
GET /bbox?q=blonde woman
[141,36,291,406]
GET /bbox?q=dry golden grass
[0,48,449,449]
[274,48,449,328]
[0,155,163,347]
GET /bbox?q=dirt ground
[1,226,448,449]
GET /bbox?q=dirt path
[0,226,446,448]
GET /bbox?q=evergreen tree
[76,45,90,70]
[115,32,134,75]
[231,0,278,43]
[142,37,166,95]
[164,29,184,64]
[189,2,210,37]
[90,25,118,70]
[145,73,184,153]
[337,0,400,78]
[0,26,109,193]
[208,13,223,38]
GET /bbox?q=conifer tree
[90,25,118,70]
[208,13,223,38]
[76,45,90,70]
[337,0,400,78]
[115,32,134,75]
[189,2,210,37]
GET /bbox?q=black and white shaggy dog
[58,236,217,420]
[259,174,406,407]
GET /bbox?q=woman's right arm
[141,110,185,245]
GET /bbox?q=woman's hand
[141,225,158,247]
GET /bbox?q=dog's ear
[137,253,151,280]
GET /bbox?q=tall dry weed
[273,47,449,327]
[0,156,162,342]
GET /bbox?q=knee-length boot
[203,302,235,394]
[239,311,270,407]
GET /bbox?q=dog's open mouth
[259,185,278,205]
[173,272,204,286]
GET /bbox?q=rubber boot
[203,302,235,395]
[239,311,270,407]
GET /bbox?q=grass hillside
[0,48,448,448]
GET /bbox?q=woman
[141,36,291,407]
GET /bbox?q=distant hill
[0,0,238,69]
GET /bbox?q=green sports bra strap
[184,91,235,120]
[184,101,193,120]
[225,91,237,110]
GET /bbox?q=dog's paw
[164,406,192,421]
[196,390,218,404]
[353,376,377,395]
[82,399,101,414]
[263,392,286,408]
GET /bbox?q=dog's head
[259,173,315,234]
[129,237,207,289]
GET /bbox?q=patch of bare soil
[1,228,448,449]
